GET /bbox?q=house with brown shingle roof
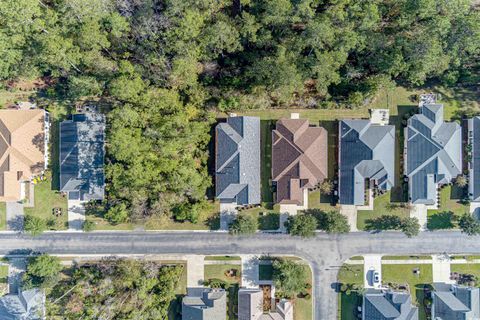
[272,115,328,207]
[0,109,49,202]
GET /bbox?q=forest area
[1,0,479,224]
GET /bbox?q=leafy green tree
[400,217,420,238]
[23,254,63,289]
[82,220,95,232]
[68,76,102,99]
[315,211,350,234]
[229,215,258,235]
[24,215,47,236]
[285,214,317,237]
[272,259,307,298]
[459,214,480,236]
[105,203,129,225]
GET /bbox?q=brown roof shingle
[0,109,46,201]
[272,118,327,205]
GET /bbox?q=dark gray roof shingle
[363,289,418,320]
[59,113,105,201]
[339,120,395,205]
[215,117,260,205]
[406,103,461,205]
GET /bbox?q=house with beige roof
[272,114,327,209]
[0,109,49,202]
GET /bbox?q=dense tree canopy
[47,258,183,319]
[2,0,479,222]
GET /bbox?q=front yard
[450,263,480,280]
[357,192,410,230]
[0,203,6,230]
[382,264,433,320]
[427,185,469,230]
[337,264,364,320]
[24,175,68,230]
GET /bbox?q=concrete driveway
[6,202,24,232]
[219,203,237,230]
[68,200,85,231]
[241,255,259,288]
[186,255,205,287]
[363,255,382,288]
[410,204,427,230]
[340,205,357,232]
[432,254,454,283]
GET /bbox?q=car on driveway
[373,271,380,283]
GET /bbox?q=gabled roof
[59,113,105,201]
[182,287,226,320]
[406,103,462,204]
[363,289,418,320]
[468,117,480,202]
[0,288,45,320]
[215,116,260,205]
[432,283,480,319]
[339,119,395,205]
[0,109,46,202]
[238,288,263,320]
[272,118,327,206]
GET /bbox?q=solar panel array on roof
[59,113,105,201]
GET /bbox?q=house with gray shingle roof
[182,287,226,320]
[338,111,395,206]
[60,112,105,201]
[362,289,418,320]
[0,288,45,320]
[468,117,480,203]
[215,116,260,205]
[432,283,480,319]
[405,95,462,205]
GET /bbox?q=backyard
[427,185,469,230]
[24,174,68,230]
[357,192,410,230]
[337,263,364,320]
[382,264,433,320]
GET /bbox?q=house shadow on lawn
[427,211,456,230]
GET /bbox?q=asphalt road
[1,230,479,319]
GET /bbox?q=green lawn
[204,264,241,284]
[308,190,339,212]
[427,185,469,230]
[24,175,68,230]
[382,255,432,260]
[168,263,187,320]
[0,265,8,284]
[337,264,364,320]
[260,120,274,203]
[294,265,313,320]
[382,264,433,320]
[357,192,410,230]
[204,256,241,261]
[241,207,280,230]
[0,203,6,230]
[450,263,480,280]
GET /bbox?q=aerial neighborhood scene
[0,0,480,319]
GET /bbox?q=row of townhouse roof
[0,107,105,203]
[215,94,470,209]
